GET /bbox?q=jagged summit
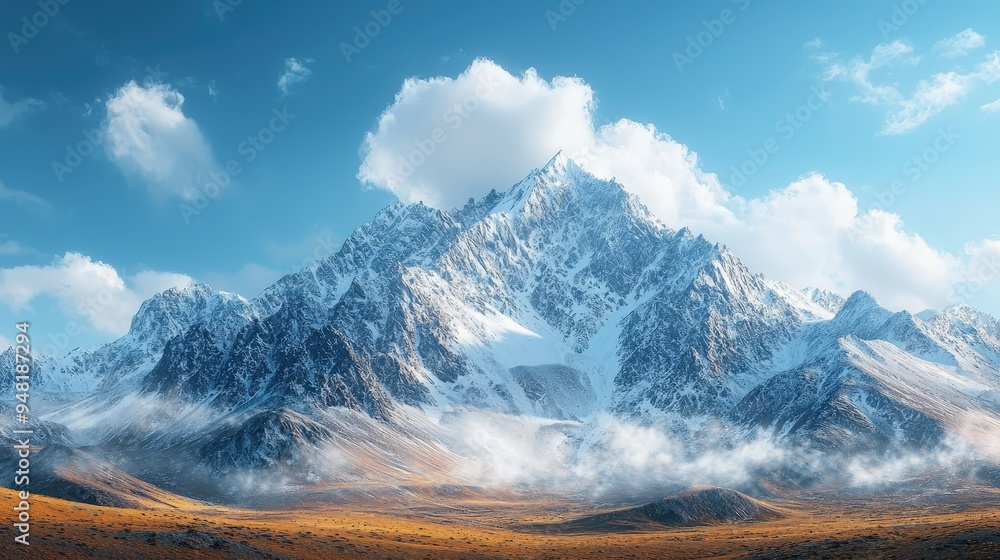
[129,283,250,332]
[481,151,646,225]
[544,149,582,173]
[128,282,256,353]
[834,290,884,320]
[939,302,999,324]
[802,287,846,314]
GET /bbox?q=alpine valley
[5,154,1000,558]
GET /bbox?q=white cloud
[103,81,218,200]
[131,270,198,298]
[359,58,998,313]
[0,235,30,256]
[883,52,1000,135]
[359,57,597,208]
[723,177,962,310]
[0,252,193,335]
[0,181,48,212]
[572,120,736,233]
[983,98,1000,113]
[0,335,10,351]
[825,40,916,105]
[823,41,1000,135]
[965,239,1000,276]
[957,239,1000,303]
[0,86,44,127]
[278,58,313,96]
[883,72,974,135]
[933,29,987,58]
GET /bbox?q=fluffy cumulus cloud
[278,57,313,96]
[358,59,731,229]
[574,120,736,232]
[958,240,1000,303]
[103,81,218,200]
[358,58,595,208]
[0,252,193,336]
[359,58,999,313]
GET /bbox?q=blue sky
[2,0,999,354]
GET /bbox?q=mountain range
[6,153,1000,500]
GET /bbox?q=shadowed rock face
[510,364,596,420]
[538,486,783,532]
[11,446,188,509]
[198,408,336,472]
[631,487,784,525]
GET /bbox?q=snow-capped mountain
[1,285,257,401]
[6,153,1000,494]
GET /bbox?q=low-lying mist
[13,395,1000,506]
[431,408,1000,498]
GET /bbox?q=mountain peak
[165,282,212,298]
[536,151,595,189]
[834,290,885,322]
[802,287,847,314]
[127,283,254,347]
[483,151,609,216]
[943,302,978,315]
[130,282,214,328]
[939,302,997,325]
[844,289,879,306]
[542,150,583,175]
[676,226,693,236]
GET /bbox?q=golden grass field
[3,486,1000,559]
